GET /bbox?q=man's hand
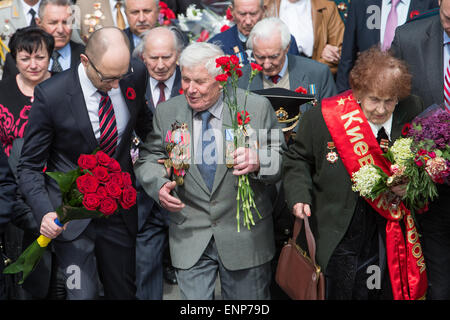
[232,147,260,176]
[321,44,340,64]
[292,203,311,219]
[159,181,185,212]
[40,211,66,239]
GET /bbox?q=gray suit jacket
[134,88,286,270]
[238,54,337,104]
[390,14,443,108]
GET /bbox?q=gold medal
[380,139,389,153]
[175,176,184,186]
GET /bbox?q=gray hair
[247,17,291,50]
[179,42,224,78]
[230,0,264,9]
[38,0,73,19]
[124,0,159,10]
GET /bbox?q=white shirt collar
[150,71,177,95]
[78,63,99,98]
[368,114,393,141]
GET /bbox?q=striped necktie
[445,57,450,110]
[98,91,118,156]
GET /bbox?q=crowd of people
[0,0,448,301]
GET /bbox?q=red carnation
[105,181,122,199]
[197,30,209,42]
[159,1,168,9]
[82,193,102,211]
[120,186,137,209]
[179,88,184,95]
[126,87,136,100]
[93,166,110,183]
[295,86,307,94]
[76,174,99,194]
[99,197,118,216]
[107,158,121,173]
[235,69,243,78]
[250,63,262,72]
[220,25,230,33]
[237,110,250,125]
[226,7,233,20]
[96,151,111,166]
[215,74,229,82]
[77,154,97,170]
[230,55,240,66]
[216,56,230,67]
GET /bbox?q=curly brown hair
[349,46,411,100]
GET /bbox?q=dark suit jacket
[208,25,301,65]
[17,58,152,242]
[123,28,137,54]
[282,93,424,271]
[336,0,438,92]
[2,40,85,79]
[391,14,443,108]
[238,54,337,104]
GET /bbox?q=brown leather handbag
[275,216,326,300]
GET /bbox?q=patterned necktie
[444,57,450,110]
[51,51,63,73]
[197,110,216,191]
[29,8,36,26]
[98,91,118,156]
[157,82,166,105]
[115,1,126,30]
[270,74,281,84]
[382,0,400,51]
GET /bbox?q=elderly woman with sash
[282,47,427,300]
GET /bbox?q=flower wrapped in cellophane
[3,151,137,284]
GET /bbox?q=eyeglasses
[85,54,133,83]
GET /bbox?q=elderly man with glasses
[17,26,152,300]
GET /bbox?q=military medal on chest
[379,138,389,153]
[83,2,105,41]
[326,141,339,163]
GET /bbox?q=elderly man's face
[143,33,178,82]
[440,0,450,37]
[359,92,397,125]
[181,64,222,112]
[37,4,72,50]
[126,0,159,36]
[231,0,264,37]
[252,33,288,77]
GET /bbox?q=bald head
[85,27,131,65]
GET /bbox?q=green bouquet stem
[236,174,261,232]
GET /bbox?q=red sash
[321,91,427,300]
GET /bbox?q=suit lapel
[424,17,444,106]
[288,55,309,90]
[68,68,99,150]
[145,81,156,113]
[118,78,139,150]
[170,68,182,97]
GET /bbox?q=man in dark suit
[0,148,17,300]
[17,27,152,299]
[123,0,159,54]
[239,17,337,106]
[336,0,438,92]
[3,0,85,78]
[134,26,182,300]
[208,0,300,66]
[390,0,450,299]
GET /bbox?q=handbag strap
[292,217,318,267]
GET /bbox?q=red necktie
[98,91,118,156]
[157,82,166,105]
[270,75,280,84]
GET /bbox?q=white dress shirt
[368,114,393,141]
[21,0,41,26]
[77,63,130,144]
[380,0,411,46]
[279,0,314,57]
[149,71,177,106]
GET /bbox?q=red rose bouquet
[215,55,262,232]
[3,151,137,284]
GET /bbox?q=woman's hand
[292,203,311,219]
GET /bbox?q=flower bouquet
[352,105,450,212]
[3,151,137,284]
[215,55,262,231]
[158,1,176,26]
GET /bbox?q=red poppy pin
[179,88,184,95]
[410,10,419,20]
[401,122,411,136]
[295,86,307,94]
[126,87,136,100]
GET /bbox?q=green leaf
[46,169,81,195]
